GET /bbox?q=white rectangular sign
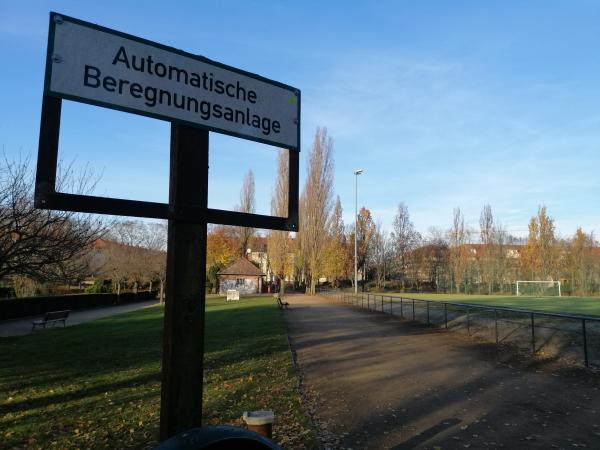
[45,13,300,150]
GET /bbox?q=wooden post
[531,313,536,355]
[160,124,209,440]
[444,303,448,329]
[495,309,499,345]
[582,319,589,368]
[467,307,470,335]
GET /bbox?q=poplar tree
[300,127,334,295]
[567,228,596,295]
[323,196,348,287]
[233,170,256,257]
[355,207,376,291]
[267,150,290,293]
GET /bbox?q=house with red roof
[217,258,266,295]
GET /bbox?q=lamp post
[354,169,363,294]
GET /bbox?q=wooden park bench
[275,295,289,310]
[31,310,71,331]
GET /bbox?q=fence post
[467,307,470,335]
[412,299,415,321]
[494,309,499,345]
[426,302,430,326]
[400,297,403,318]
[367,294,370,310]
[390,296,393,315]
[381,295,384,312]
[531,313,535,355]
[582,319,589,368]
[444,303,448,329]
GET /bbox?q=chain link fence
[322,291,600,369]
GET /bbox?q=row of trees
[202,127,351,295]
[205,127,345,295]
[3,128,599,298]
[90,220,167,298]
[202,127,600,298]
[336,203,600,296]
[0,155,170,297]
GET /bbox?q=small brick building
[218,258,265,295]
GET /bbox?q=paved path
[0,300,160,337]
[285,295,600,450]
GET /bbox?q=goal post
[515,280,561,297]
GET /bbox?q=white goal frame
[516,280,561,297]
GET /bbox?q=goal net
[515,280,562,297]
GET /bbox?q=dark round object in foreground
[155,426,283,450]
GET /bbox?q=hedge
[0,291,158,320]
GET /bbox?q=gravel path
[284,295,600,450]
[0,300,160,337]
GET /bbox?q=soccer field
[388,293,600,317]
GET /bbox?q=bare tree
[99,220,166,298]
[0,156,104,284]
[233,170,256,257]
[300,127,335,295]
[405,232,425,291]
[144,221,167,301]
[390,202,420,290]
[371,222,393,290]
[491,221,509,294]
[267,151,290,293]
[448,207,471,293]
[105,221,143,294]
[416,229,448,292]
[479,204,495,294]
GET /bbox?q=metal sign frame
[35,95,299,232]
[36,12,299,232]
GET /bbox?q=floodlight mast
[354,169,363,294]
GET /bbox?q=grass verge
[0,297,314,449]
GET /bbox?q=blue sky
[1,1,599,239]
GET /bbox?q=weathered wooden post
[159,125,209,438]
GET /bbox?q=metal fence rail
[323,291,600,368]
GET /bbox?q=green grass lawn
[385,292,600,317]
[0,297,313,449]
